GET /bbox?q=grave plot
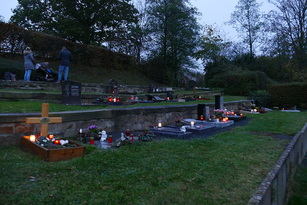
[21,103,85,161]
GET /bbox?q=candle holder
[158,120,162,128]
[126,129,130,137]
[30,135,36,142]
[108,135,113,146]
[200,115,204,121]
[130,134,134,141]
[90,137,94,145]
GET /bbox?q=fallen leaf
[182,186,187,191]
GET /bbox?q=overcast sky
[0,0,276,41]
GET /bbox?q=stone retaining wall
[0,100,249,145]
[248,123,307,205]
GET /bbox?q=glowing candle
[48,135,54,140]
[223,118,226,122]
[200,115,204,121]
[191,121,194,127]
[240,114,243,118]
[130,134,134,141]
[30,135,36,142]
[158,120,162,128]
[54,139,60,145]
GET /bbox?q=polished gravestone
[183,118,234,128]
[150,127,193,139]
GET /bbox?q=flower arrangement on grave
[35,136,77,149]
[173,116,184,126]
[138,128,156,142]
[214,109,225,119]
[87,125,99,137]
[97,96,107,102]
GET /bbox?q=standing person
[57,46,73,83]
[24,47,35,82]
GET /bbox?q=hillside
[0,54,161,86]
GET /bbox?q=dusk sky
[0,0,277,41]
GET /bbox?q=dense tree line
[6,0,307,87]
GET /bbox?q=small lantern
[54,139,60,145]
[240,114,243,118]
[200,115,204,121]
[167,97,170,101]
[90,137,94,145]
[30,135,36,142]
[108,97,112,102]
[226,117,229,122]
[116,98,120,102]
[79,128,82,134]
[231,111,234,115]
[108,135,113,144]
[158,120,162,128]
[131,95,134,100]
[130,134,134,141]
[226,112,229,116]
[48,135,54,140]
[191,120,194,127]
[126,129,130,137]
[113,98,116,102]
[223,118,226,122]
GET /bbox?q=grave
[21,103,85,161]
[150,127,193,139]
[109,79,118,94]
[62,80,82,105]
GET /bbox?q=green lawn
[1,111,306,204]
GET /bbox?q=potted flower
[173,116,184,126]
[138,128,156,142]
[214,109,225,121]
[87,125,99,139]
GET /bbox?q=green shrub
[249,90,271,108]
[222,70,273,96]
[267,83,307,109]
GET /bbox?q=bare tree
[268,0,307,70]
[228,0,264,60]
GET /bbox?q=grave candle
[130,134,134,141]
[48,135,54,140]
[30,135,36,142]
[126,129,130,137]
[226,112,229,116]
[200,115,204,121]
[167,97,169,101]
[223,118,226,122]
[226,117,229,122]
[191,120,194,127]
[108,135,113,144]
[54,139,60,145]
[158,120,162,128]
[90,137,94,145]
[240,114,243,117]
[108,97,112,102]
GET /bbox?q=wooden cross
[25,103,62,137]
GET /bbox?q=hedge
[267,83,307,109]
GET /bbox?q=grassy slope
[0,55,159,86]
[0,112,306,204]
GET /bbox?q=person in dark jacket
[24,47,35,82]
[57,46,73,83]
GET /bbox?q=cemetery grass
[1,112,307,204]
[0,95,247,113]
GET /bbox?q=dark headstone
[109,79,118,94]
[149,84,157,93]
[215,95,220,109]
[197,104,206,120]
[61,80,82,105]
